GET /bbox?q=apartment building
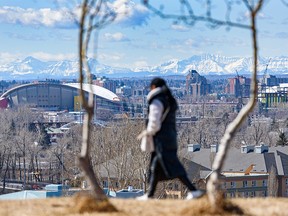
[185,70,210,98]
[181,144,288,198]
[225,75,251,98]
[87,142,288,199]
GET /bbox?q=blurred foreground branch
[78,0,116,200]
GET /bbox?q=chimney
[255,143,268,154]
[241,145,254,153]
[128,186,133,192]
[188,144,201,152]
[210,144,218,153]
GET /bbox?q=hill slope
[1,194,287,216]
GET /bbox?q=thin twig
[143,0,250,29]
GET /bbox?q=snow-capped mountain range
[1,54,288,80]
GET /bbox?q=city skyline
[0,0,287,71]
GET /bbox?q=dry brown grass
[0,193,288,216]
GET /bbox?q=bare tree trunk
[77,0,107,200]
[78,114,107,199]
[0,147,11,193]
[142,0,266,209]
[207,0,264,209]
[268,165,278,197]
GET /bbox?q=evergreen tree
[39,125,51,148]
[9,119,16,136]
[130,104,135,117]
[28,122,37,132]
[123,101,129,112]
[276,132,288,146]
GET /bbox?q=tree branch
[143,0,251,29]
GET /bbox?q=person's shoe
[186,190,205,200]
[136,193,150,201]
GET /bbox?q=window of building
[286,178,288,186]
[262,180,267,187]
[243,180,248,188]
[102,180,108,188]
[231,181,235,188]
[285,189,288,196]
[252,180,257,187]
[250,191,255,197]
[262,190,267,197]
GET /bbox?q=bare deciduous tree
[0,107,46,190]
[246,120,270,146]
[142,0,265,209]
[77,0,117,201]
[89,120,150,191]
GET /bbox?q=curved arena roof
[0,82,120,111]
[63,83,120,102]
[2,82,119,102]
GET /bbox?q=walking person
[137,77,204,200]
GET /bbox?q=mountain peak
[1,54,288,80]
[23,56,43,63]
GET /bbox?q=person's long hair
[150,77,177,108]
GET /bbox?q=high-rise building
[93,76,117,93]
[185,70,210,98]
[226,76,251,98]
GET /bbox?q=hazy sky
[0,0,287,69]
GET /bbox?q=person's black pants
[147,152,196,198]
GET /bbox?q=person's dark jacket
[147,86,186,180]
